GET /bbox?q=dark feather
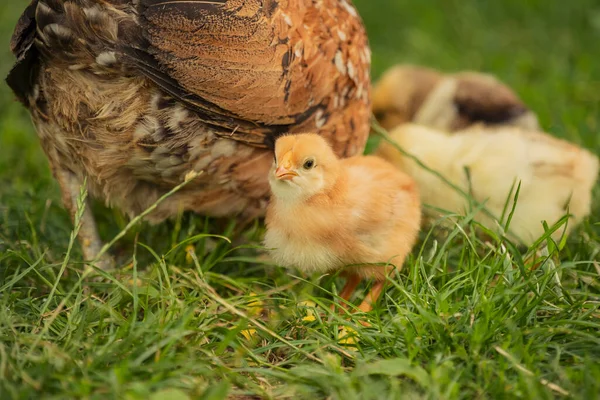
[6,0,40,104]
[10,0,38,57]
[6,48,39,105]
[454,76,529,124]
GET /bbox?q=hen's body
[7,0,371,263]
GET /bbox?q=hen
[372,65,539,132]
[376,123,599,245]
[7,0,371,266]
[265,133,421,312]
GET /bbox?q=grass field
[1,1,599,399]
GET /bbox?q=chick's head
[269,133,340,201]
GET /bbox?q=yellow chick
[372,65,539,132]
[376,123,599,245]
[264,134,421,312]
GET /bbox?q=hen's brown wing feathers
[129,0,369,148]
[9,0,370,151]
[119,45,275,146]
[138,0,301,124]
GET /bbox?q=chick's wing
[343,156,418,229]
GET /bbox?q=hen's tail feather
[7,0,39,104]
[7,0,122,104]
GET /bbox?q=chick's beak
[275,166,298,181]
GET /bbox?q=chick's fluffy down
[265,134,421,280]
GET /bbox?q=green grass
[1,0,600,398]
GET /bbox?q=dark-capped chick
[373,65,539,132]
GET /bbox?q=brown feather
[6,0,371,230]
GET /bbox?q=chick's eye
[303,159,315,169]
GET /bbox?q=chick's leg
[55,168,113,270]
[331,274,362,312]
[338,274,363,304]
[357,280,386,313]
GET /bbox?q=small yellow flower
[339,326,360,347]
[185,244,195,264]
[127,277,143,287]
[240,329,257,340]
[247,292,264,317]
[298,300,317,322]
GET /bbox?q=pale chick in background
[372,65,540,132]
[265,134,421,312]
[376,123,599,245]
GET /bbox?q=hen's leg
[55,168,113,270]
[331,274,362,311]
[357,280,386,313]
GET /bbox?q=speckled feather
[7,0,371,223]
